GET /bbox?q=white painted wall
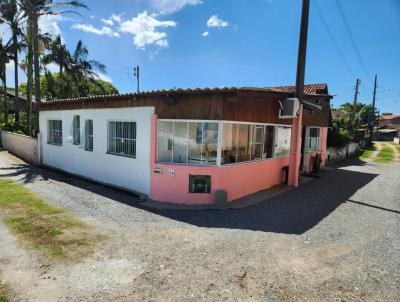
[39,107,155,194]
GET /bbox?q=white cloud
[39,15,63,37]
[45,63,60,73]
[207,15,229,28]
[72,23,120,38]
[101,18,114,26]
[120,11,176,49]
[95,73,112,83]
[150,0,202,14]
[202,31,209,37]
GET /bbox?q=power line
[335,0,371,81]
[312,0,356,79]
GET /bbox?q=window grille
[47,120,63,145]
[85,119,93,151]
[108,121,136,158]
[73,115,80,145]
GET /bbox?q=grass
[0,179,104,260]
[0,281,9,302]
[374,146,393,163]
[357,144,376,161]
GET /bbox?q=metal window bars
[108,121,136,158]
[47,120,62,145]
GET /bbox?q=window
[306,127,321,151]
[274,126,292,157]
[189,175,211,193]
[157,121,219,165]
[85,119,93,151]
[221,123,276,164]
[108,121,136,158]
[47,120,62,145]
[73,115,80,145]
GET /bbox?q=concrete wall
[39,107,154,194]
[394,137,400,144]
[1,131,39,165]
[327,142,360,163]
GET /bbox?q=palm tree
[65,40,106,98]
[18,0,87,105]
[0,38,12,123]
[0,0,25,124]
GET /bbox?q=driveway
[0,150,399,301]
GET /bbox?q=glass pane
[202,122,218,165]
[264,126,275,158]
[221,123,238,165]
[157,121,173,162]
[173,122,188,163]
[238,124,251,162]
[274,127,292,157]
[252,126,264,160]
[188,122,203,164]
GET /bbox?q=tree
[18,0,87,106]
[0,38,12,123]
[0,0,25,124]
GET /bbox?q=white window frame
[305,127,321,152]
[47,119,63,146]
[107,120,137,158]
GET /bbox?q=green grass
[0,282,9,302]
[357,145,376,161]
[0,179,104,259]
[374,146,393,163]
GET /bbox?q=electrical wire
[312,0,357,79]
[335,0,371,81]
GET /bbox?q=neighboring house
[376,113,400,141]
[0,88,38,112]
[39,84,332,205]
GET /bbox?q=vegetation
[329,102,374,148]
[0,281,9,302]
[0,179,104,259]
[374,146,393,163]
[357,145,376,161]
[0,0,114,136]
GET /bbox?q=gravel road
[0,150,399,301]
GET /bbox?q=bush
[327,126,351,148]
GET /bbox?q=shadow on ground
[0,157,379,235]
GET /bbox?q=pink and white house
[39,84,332,205]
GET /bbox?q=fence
[0,131,39,165]
[326,142,361,164]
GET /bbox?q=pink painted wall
[149,114,290,205]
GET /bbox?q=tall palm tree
[0,0,25,124]
[18,0,87,106]
[0,38,12,123]
[65,40,106,98]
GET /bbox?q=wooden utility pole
[352,79,360,118]
[369,74,377,144]
[289,0,310,187]
[134,65,140,93]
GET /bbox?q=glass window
[264,126,275,159]
[252,126,264,160]
[157,121,173,162]
[202,123,218,165]
[47,120,62,146]
[274,126,292,157]
[108,121,136,158]
[73,115,80,145]
[85,119,93,151]
[221,123,238,164]
[306,127,321,151]
[173,122,188,163]
[188,122,203,164]
[238,124,252,162]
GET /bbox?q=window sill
[106,152,136,159]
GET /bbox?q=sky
[1,0,400,113]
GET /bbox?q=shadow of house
[0,160,378,235]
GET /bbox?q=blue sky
[2,0,400,113]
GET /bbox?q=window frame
[107,120,137,158]
[305,127,321,152]
[47,119,63,146]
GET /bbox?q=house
[38,84,332,205]
[375,113,400,141]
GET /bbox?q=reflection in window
[173,122,188,163]
[157,121,173,162]
[274,126,292,157]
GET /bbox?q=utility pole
[352,79,360,118]
[288,0,310,187]
[369,74,377,145]
[134,65,140,93]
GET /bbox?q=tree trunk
[27,19,34,136]
[12,26,19,124]
[2,64,8,123]
[32,7,41,135]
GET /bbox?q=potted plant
[312,153,322,174]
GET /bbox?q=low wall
[394,137,400,144]
[0,131,39,165]
[327,142,360,163]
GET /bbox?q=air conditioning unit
[279,98,300,118]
